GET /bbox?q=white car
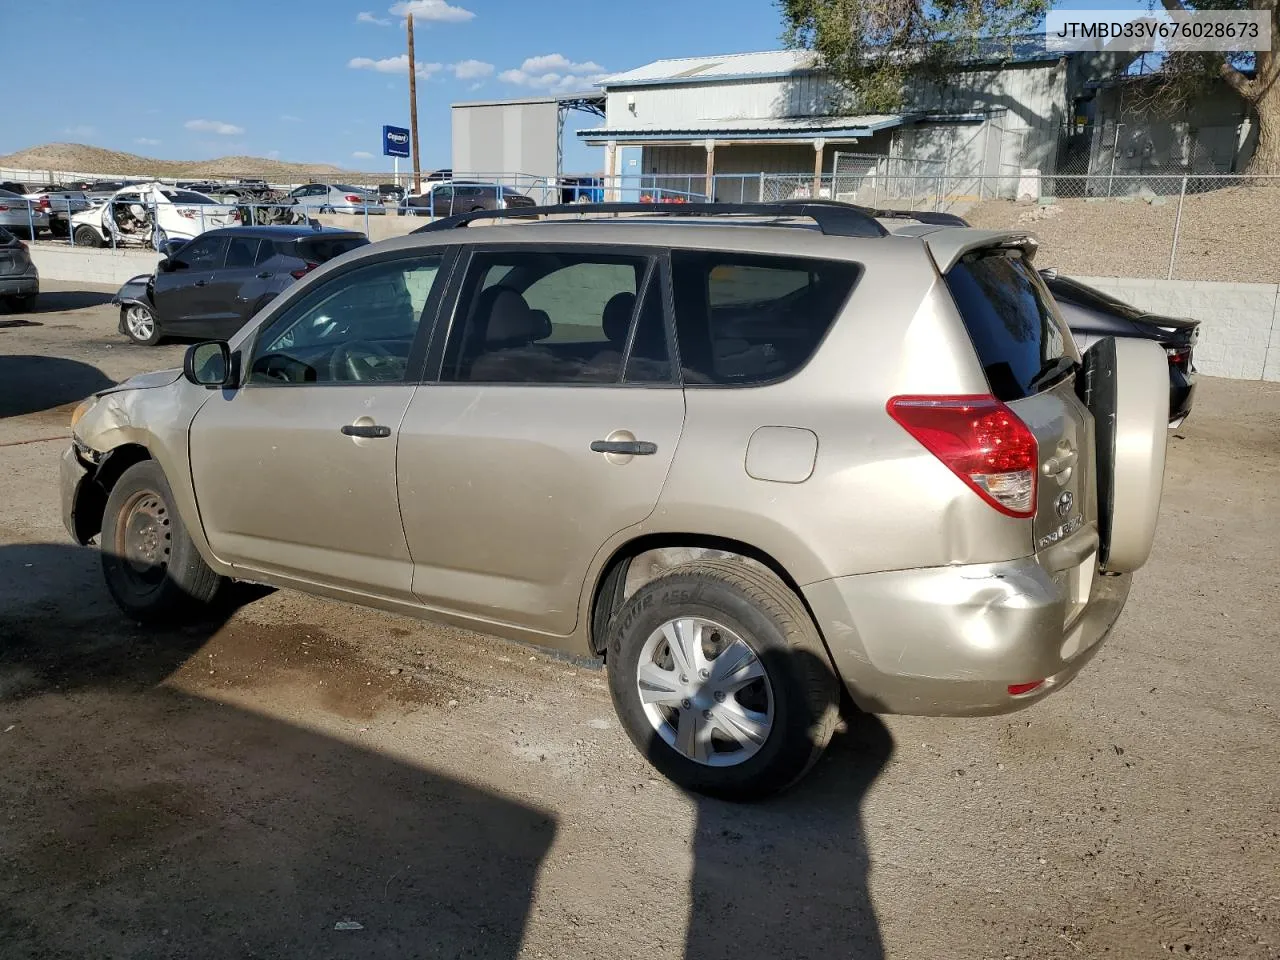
[69,183,241,249]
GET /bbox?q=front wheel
[121,303,162,345]
[606,560,840,800]
[101,460,225,623]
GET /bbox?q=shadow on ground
[0,543,556,958]
[22,289,116,313]
[0,355,114,418]
[686,715,893,959]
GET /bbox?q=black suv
[112,225,368,345]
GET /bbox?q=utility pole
[407,12,422,194]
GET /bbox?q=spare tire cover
[1080,336,1169,573]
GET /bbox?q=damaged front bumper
[60,442,103,545]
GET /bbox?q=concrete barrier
[1075,277,1280,382]
[30,243,160,286]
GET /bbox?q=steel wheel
[113,489,172,591]
[636,616,775,767]
[124,305,156,343]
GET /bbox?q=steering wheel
[330,340,401,382]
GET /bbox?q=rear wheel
[606,560,840,800]
[73,225,103,248]
[6,294,36,312]
[121,303,162,345]
[101,460,224,623]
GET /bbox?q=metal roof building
[577,38,1134,202]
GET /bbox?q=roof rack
[761,196,969,228]
[411,201,889,238]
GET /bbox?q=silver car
[283,182,386,216]
[0,226,39,310]
[0,189,50,238]
[60,202,1170,799]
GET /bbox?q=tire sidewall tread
[606,559,839,800]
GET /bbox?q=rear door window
[945,250,1072,401]
[670,252,860,385]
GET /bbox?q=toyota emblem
[1056,491,1074,518]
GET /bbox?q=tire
[101,460,224,623]
[120,303,162,345]
[605,559,840,800]
[7,294,36,312]
[73,224,104,248]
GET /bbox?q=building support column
[812,138,826,197]
[604,140,618,202]
[704,139,716,202]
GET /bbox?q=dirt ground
[2,283,1278,960]
[965,185,1280,283]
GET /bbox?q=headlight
[70,397,96,430]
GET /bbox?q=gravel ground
[965,184,1280,283]
[1,284,1278,959]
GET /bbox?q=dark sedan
[112,225,368,345]
[1039,269,1198,426]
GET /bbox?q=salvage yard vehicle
[111,225,368,345]
[69,183,241,249]
[283,182,386,216]
[0,226,38,310]
[0,188,49,239]
[23,186,92,238]
[399,181,538,218]
[61,201,1170,800]
[1039,269,1198,427]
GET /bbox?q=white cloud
[353,150,374,159]
[135,137,161,146]
[63,125,96,138]
[349,54,443,77]
[357,10,391,25]
[451,58,493,80]
[389,0,474,22]
[281,114,303,123]
[498,54,607,92]
[185,118,245,135]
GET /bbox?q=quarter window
[670,252,860,385]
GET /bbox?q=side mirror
[183,340,234,388]
[157,258,173,272]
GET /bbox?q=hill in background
[0,142,370,182]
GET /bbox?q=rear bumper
[804,558,1130,716]
[0,274,38,296]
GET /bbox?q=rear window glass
[945,251,1070,401]
[670,252,860,386]
[163,190,217,204]
[298,235,369,263]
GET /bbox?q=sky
[1,0,1148,176]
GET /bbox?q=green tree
[779,0,1280,174]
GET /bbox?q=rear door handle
[590,439,657,456]
[341,424,391,439]
[255,271,271,279]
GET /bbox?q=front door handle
[591,439,657,456]
[255,271,271,279]
[341,424,391,439]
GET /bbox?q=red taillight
[886,395,1038,518]
[0,205,9,212]
[1008,680,1045,696]
[1166,347,1190,368]
[290,261,320,280]
[344,194,362,203]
